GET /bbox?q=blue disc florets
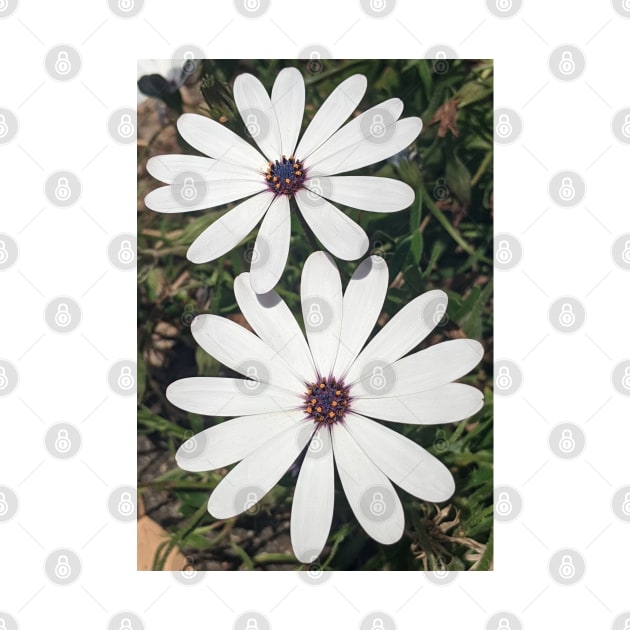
[303,377,351,425]
[265,155,306,195]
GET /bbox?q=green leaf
[445,150,472,207]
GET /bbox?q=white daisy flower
[145,67,423,294]
[170,252,484,563]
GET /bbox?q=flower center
[303,377,350,425]
[265,156,306,195]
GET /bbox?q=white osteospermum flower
[145,68,422,294]
[170,252,484,563]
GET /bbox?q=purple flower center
[303,377,351,424]
[265,156,306,195]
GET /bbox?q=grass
[137,58,493,571]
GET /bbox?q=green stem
[470,151,492,187]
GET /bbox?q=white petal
[300,252,343,378]
[176,409,304,471]
[144,180,266,213]
[234,273,317,384]
[190,315,304,392]
[233,73,282,161]
[343,413,455,502]
[177,113,267,170]
[291,427,334,562]
[345,290,447,386]
[250,194,291,294]
[166,377,301,417]
[208,419,314,518]
[332,422,404,544]
[309,116,423,176]
[352,383,484,425]
[271,67,305,157]
[187,192,273,263]
[306,98,403,173]
[309,176,415,213]
[295,190,369,261]
[353,339,484,398]
[333,256,389,378]
[146,154,259,184]
[296,74,368,159]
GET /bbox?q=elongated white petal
[306,98,403,174]
[187,192,273,263]
[333,256,389,377]
[208,419,314,518]
[296,74,368,159]
[343,413,455,502]
[234,73,282,161]
[310,176,415,213]
[190,315,304,392]
[234,273,317,384]
[250,194,291,294]
[144,180,266,213]
[352,383,484,425]
[309,116,422,177]
[301,252,343,378]
[271,67,305,157]
[291,427,334,562]
[146,154,259,184]
[295,190,369,261]
[352,339,484,398]
[345,290,447,385]
[166,377,301,417]
[176,409,305,471]
[332,422,404,544]
[177,113,267,170]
